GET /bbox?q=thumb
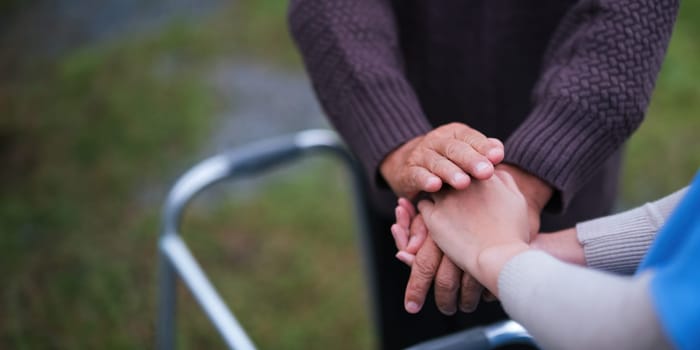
[417,200,435,221]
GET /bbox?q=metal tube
[160,234,256,350]
[156,250,177,350]
[156,129,380,349]
[485,320,537,348]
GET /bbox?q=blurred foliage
[0,0,698,349]
[0,20,213,350]
[1,0,372,349]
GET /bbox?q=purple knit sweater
[289,0,678,210]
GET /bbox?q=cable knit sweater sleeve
[504,0,679,210]
[288,0,432,182]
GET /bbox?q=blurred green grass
[1,1,372,349]
[0,0,698,349]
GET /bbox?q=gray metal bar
[160,234,256,350]
[405,320,537,350]
[484,319,536,348]
[157,250,177,350]
[156,129,377,350]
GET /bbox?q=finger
[485,138,505,164]
[434,255,461,315]
[391,224,408,251]
[434,139,494,181]
[404,237,442,314]
[395,251,415,267]
[404,165,442,194]
[482,290,497,303]
[398,197,417,218]
[454,126,502,163]
[406,214,428,254]
[395,206,411,232]
[459,272,484,313]
[421,150,471,189]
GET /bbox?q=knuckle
[435,276,459,294]
[428,155,442,173]
[444,141,460,160]
[408,170,420,186]
[414,257,439,279]
[462,134,480,146]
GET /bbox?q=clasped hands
[380,122,552,314]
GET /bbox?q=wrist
[497,164,552,235]
[379,136,422,195]
[497,163,552,212]
[476,242,530,297]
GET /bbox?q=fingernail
[406,301,421,313]
[475,162,491,174]
[425,177,441,189]
[460,302,477,313]
[488,148,503,159]
[395,252,409,265]
[452,173,468,185]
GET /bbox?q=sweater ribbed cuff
[576,204,660,275]
[342,77,432,186]
[576,187,688,274]
[504,98,619,212]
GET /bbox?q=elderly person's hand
[380,122,504,199]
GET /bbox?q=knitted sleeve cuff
[288,0,433,186]
[504,97,619,212]
[576,187,687,274]
[340,75,433,185]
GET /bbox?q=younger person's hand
[418,170,531,295]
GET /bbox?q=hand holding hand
[418,170,531,295]
[380,123,504,199]
[391,198,488,314]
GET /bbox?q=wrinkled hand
[418,170,531,294]
[391,198,489,314]
[380,123,504,199]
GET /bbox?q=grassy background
[0,1,698,349]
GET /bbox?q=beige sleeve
[498,250,672,350]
